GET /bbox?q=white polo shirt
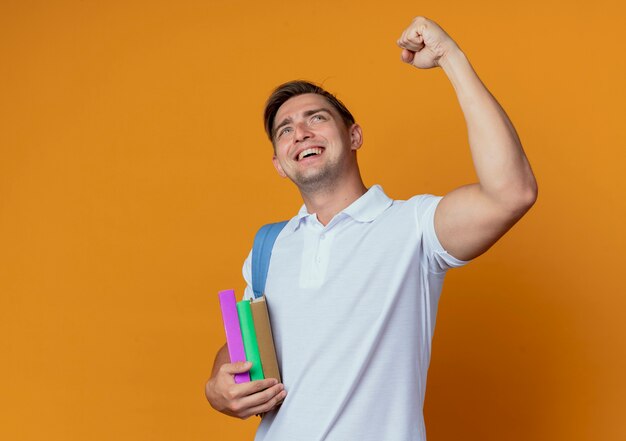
[243,185,468,441]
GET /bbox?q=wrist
[438,45,466,72]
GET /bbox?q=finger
[248,390,287,418]
[401,28,409,43]
[398,35,424,52]
[400,28,412,46]
[410,30,424,45]
[236,377,279,397]
[222,377,278,403]
[238,382,285,410]
[220,361,252,375]
[241,387,288,419]
[402,35,424,52]
[401,48,415,64]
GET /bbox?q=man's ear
[272,155,287,178]
[350,124,363,151]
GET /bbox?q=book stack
[218,289,281,383]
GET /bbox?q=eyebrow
[273,107,333,138]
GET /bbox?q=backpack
[251,221,288,298]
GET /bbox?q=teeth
[298,147,323,161]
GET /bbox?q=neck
[299,171,367,226]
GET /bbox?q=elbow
[525,175,539,208]
[510,176,538,217]
[521,174,538,205]
[491,175,538,219]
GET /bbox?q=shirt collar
[286,185,393,233]
[342,185,393,222]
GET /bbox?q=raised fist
[397,16,460,69]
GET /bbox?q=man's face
[271,93,362,192]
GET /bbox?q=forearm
[211,343,230,378]
[439,48,537,207]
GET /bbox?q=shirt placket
[300,217,336,288]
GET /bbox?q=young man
[206,16,537,440]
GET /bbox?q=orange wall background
[1,1,624,440]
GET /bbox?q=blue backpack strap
[251,221,288,299]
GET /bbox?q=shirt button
[320,234,326,240]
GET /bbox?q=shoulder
[381,193,443,223]
[406,193,443,210]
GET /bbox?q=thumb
[222,361,252,375]
[401,48,415,64]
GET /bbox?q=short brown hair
[263,80,355,142]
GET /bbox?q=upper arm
[434,183,536,261]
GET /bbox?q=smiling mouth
[297,147,324,161]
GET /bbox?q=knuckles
[255,380,272,392]
[223,387,238,402]
[263,386,278,401]
[412,16,429,25]
[227,401,242,414]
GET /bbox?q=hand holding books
[205,289,285,419]
[205,357,285,419]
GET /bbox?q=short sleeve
[413,194,471,274]
[241,249,255,301]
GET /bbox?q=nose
[294,121,313,143]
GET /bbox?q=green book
[236,300,264,381]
